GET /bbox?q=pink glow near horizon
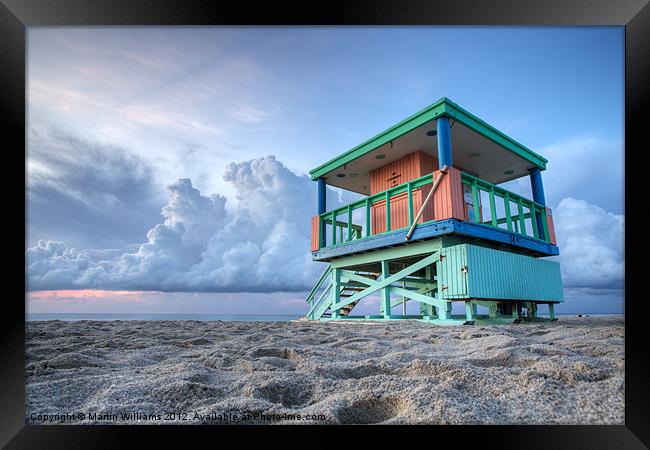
[25,290,312,314]
[31,289,155,299]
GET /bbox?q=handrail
[322,218,362,232]
[313,169,552,252]
[460,172,549,242]
[318,170,439,249]
[306,264,332,304]
[460,172,545,210]
[306,283,333,319]
[405,165,448,240]
[322,171,436,220]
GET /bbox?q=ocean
[25,312,622,322]
[26,313,303,322]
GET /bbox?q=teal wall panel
[438,246,468,299]
[438,244,563,302]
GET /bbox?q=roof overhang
[309,98,548,195]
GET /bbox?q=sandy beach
[25,316,624,425]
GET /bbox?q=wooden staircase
[338,272,380,316]
[306,266,381,319]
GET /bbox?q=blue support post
[529,168,546,239]
[436,116,453,167]
[317,177,327,215]
[529,168,546,206]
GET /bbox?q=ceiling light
[337,173,346,178]
[504,170,514,175]
[426,130,437,137]
[375,154,386,160]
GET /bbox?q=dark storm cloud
[27,127,165,248]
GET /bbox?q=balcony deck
[312,217,559,262]
[311,169,559,262]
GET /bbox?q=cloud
[27,127,165,248]
[539,135,624,214]
[27,156,343,293]
[552,197,624,289]
[498,135,624,216]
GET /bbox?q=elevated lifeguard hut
[305,98,563,324]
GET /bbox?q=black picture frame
[3,0,648,447]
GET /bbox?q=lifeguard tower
[305,98,563,324]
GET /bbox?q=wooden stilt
[465,301,474,321]
[425,265,435,317]
[512,302,519,320]
[489,302,498,318]
[331,268,341,319]
[381,260,391,319]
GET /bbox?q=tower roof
[309,97,547,195]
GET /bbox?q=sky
[26,26,624,315]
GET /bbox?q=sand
[25,316,624,425]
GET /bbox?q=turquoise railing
[460,172,550,242]
[318,172,436,249]
[315,170,551,251]
[306,264,333,319]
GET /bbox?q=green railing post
[471,179,480,223]
[540,207,550,242]
[407,182,414,224]
[385,190,391,232]
[530,205,539,239]
[332,213,337,246]
[489,186,497,227]
[504,192,513,232]
[365,198,371,237]
[517,198,526,236]
[347,205,352,241]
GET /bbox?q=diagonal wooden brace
[405,166,448,240]
[390,286,447,309]
[330,252,439,311]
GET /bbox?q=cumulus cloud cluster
[26,156,624,294]
[27,156,346,292]
[552,197,624,289]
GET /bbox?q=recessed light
[375,154,386,160]
[504,170,514,175]
[337,173,346,178]
[470,152,481,158]
[426,130,437,137]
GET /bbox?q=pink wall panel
[310,215,320,251]
[545,207,557,245]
